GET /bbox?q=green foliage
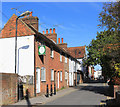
[84,1,120,79]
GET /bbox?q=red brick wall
[35,36,69,95]
[1,73,18,105]
[23,84,34,98]
[1,14,35,38]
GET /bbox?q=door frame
[57,71,59,89]
[36,67,40,93]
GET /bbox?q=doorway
[36,67,40,93]
[58,72,59,89]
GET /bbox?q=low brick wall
[23,84,34,98]
[0,73,18,105]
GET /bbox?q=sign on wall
[38,46,46,55]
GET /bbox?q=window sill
[41,80,46,82]
[51,57,54,59]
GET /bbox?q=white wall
[69,58,74,86]
[0,35,34,76]
[88,66,92,79]
[77,59,84,72]
[94,70,102,79]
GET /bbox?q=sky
[1,1,106,70]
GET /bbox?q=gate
[18,76,24,101]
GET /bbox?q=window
[65,55,67,63]
[60,53,62,62]
[50,48,54,58]
[65,71,68,80]
[51,69,54,81]
[60,71,62,81]
[41,67,46,81]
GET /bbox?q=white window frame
[41,67,46,81]
[51,69,54,81]
[50,48,54,58]
[60,53,62,62]
[60,71,62,81]
[65,71,68,80]
[65,55,67,63]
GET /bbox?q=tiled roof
[1,14,80,63]
[68,46,86,59]
[1,14,35,38]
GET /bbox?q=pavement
[3,82,118,106]
[9,87,77,106]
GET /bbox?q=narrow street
[44,83,109,105]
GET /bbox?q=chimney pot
[50,28,52,33]
[58,38,60,43]
[29,12,32,16]
[53,28,55,33]
[61,38,63,43]
[43,31,45,34]
[46,29,48,34]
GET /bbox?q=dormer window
[78,51,81,55]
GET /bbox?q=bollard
[50,84,53,96]
[46,84,49,97]
[54,83,56,95]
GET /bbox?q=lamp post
[15,11,31,74]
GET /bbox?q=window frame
[60,71,62,81]
[65,71,68,80]
[60,53,62,62]
[50,48,54,58]
[65,54,67,63]
[51,69,54,81]
[41,67,46,81]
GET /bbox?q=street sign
[38,46,46,55]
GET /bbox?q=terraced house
[0,12,82,105]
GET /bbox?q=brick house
[68,46,86,84]
[0,13,80,105]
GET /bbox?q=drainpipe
[34,36,36,97]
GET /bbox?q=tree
[84,1,120,81]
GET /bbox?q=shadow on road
[101,98,120,106]
[75,82,114,97]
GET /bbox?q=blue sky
[1,2,104,70]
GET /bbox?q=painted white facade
[94,70,102,79]
[69,58,74,86]
[88,66,92,79]
[69,57,80,86]
[0,35,34,76]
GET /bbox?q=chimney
[58,38,67,50]
[58,38,60,43]
[44,28,57,43]
[53,28,55,33]
[29,12,32,16]
[61,38,63,43]
[43,31,45,34]
[50,28,52,33]
[46,29,48,34]
[21,12,39,31]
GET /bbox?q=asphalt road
[44,83,109,105]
